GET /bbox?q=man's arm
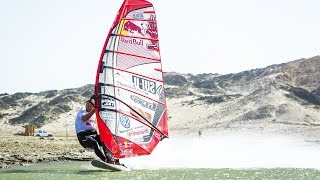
[81,108,95,122]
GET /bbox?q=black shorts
[77,129,102,148]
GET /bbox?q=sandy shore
[0,135,95,169]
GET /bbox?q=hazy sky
[0,0,319,94]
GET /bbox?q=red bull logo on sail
[122,20,159,51]
[120,37,143,46]
[124,21,143,35]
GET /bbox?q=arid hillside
[1,56,319,138]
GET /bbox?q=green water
[0,161,320,179]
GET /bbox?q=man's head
[86,99,95,112]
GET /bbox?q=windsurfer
[75,97,121,165]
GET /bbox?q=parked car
[35,129,53,137]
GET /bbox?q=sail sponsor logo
[145,21,159,52]
[121,148,133,156]
[132,76,156,94]
[119,141,133,148]
[118,81,152,96]
[119,141,134,155]
[120,37,143,46]
[130,95,157,111]
[120,115,130,128]
[101,112,116,121]
[123,21,143,35]
[128,129,148,137]
[122,18,159,52]
[101,97,115,109]
[132,12,144,19]
[119,128,131,134]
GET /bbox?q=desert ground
[0,134,94,168]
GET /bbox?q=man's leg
[94,135,115,163]
[81,136,106,162]
[93,135,125,166]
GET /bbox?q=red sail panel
[94,0,168,159]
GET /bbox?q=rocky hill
[1,56,320,138]
[0,84,94,133]
[165,56,320,137]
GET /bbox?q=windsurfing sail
[94,0,168,159]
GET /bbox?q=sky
[0,0,319,94]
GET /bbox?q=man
[75,98,121,165]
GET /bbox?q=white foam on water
[122,133,320,170]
